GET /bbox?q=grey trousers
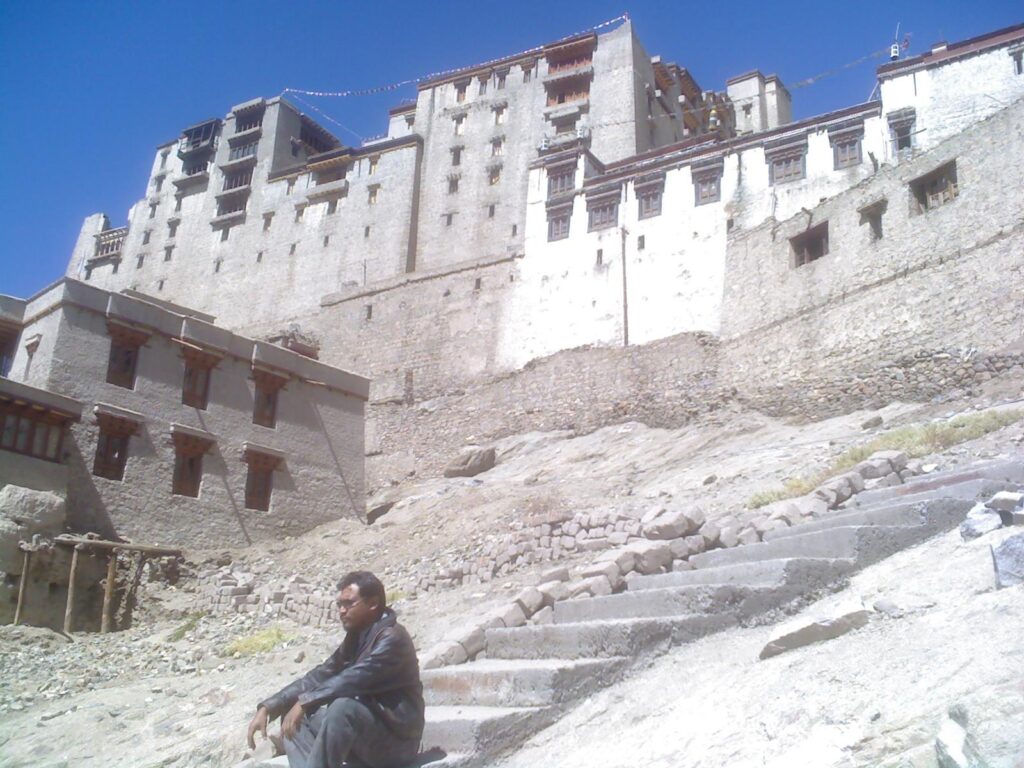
[283,698,420,768]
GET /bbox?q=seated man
[247,571,424,768]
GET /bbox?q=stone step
[763,497,972,542]
[422,657,628,707]
[553,582,805,624]
[851,460,1024,508]
[627,557,854,592]
[485,614,737,660]
[420,705,551,758]
[688,524,930,571]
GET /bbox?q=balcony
[306,178,349,201]
[177,134,219,159]
[543,61,594,84]
[173,168,209,189]
[228,125,262,145]
[94,227,128,259]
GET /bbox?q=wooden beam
[100,550,118,634]
[63,546,81,634]
[54,536,182,557]
[13,550,30,625]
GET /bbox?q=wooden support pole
[63,545,81,634]
[100,549,118,634]
[14,550,31,626]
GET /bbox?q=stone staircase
[416,460,1024,767]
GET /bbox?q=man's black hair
[337,571,387,609]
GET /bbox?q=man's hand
[247,706,269,750]
[281,701,305,740]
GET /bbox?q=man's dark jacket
[259,610,425,741]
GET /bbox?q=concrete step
[688,524,934,572]
[553,582,806,624]
[763,497,972,542]
[422,657,628,707]
[627,557,855,592]
[485,614,737,660]
[420,704,551,758]
[851,460,1024,508]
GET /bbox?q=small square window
[364,225,371,238]
[327,198,338,215]
[142,230,151,245]
[136,254,145,269]
[488,167,501,185]
[368,186,379,204]
[451,147,463,166]
[637,235,646,250]
[547,167,574,197]
[149,203,157,219]
[488,204,496,218]
[220,227,229,242]
[769,151,806,185]
[444,213,454,227]
[494,106,506,125]
[263,213,274,231]
[587,200,618,231]
[910,161,959,214]
[547,210,571,241]
[637,189,662,219]
[448,176,459,194]
[454,115,465,136]
[832,137,862,170]
[791,222,830,267]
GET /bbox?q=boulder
[513,587,545,617]
[536,580,570,606]
[539,566,570,582]
[872,449,908,472]
[697,520,721,547]
[642,505,704,540]
[443,447,497,478]
[625,540,672,574]
[987,491,1023,514]
[861,415,883,430]
[992,533,1024,589]
[759,608,871,660]
[0,485,66,531]
[960,503,1002,541]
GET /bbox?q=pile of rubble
[198,570,339,627]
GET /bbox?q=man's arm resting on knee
[295,628,419,712]
[257,647,345,720]
[246,706,270,749]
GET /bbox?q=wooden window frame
[546,207,571,241]
[243,448,282,512]
[637,187,663,219]
[910,161,959,214]
[170,431,212,498]
[0,402,68,463]
[547,166,575,197]
[791,222,830,267]
[587,198,619,232]
[252,368,287,428]
[832,137,862,170]
[92,413,138,481]
[106,324,149,390]
[179,344,220,410]
[768,150,806,185]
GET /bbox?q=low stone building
[1,279,369,551]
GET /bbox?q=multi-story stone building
[61,20,1024,403]
[1,279,369,550]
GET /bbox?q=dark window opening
[245,465,274,511]
[587,200,618,231]
[107,333,144,389]
[93,428,130,481]
[172,452,202,497]
[637,235,646,250]
[0,404,66,463]
[791,222,830,267]
[547,167,575,197]
[637,189,662,219]
[547,210,571,241]
[910,161,959,214]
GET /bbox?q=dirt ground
[0,375,1022,767]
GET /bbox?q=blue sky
[1,0,1020,298]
